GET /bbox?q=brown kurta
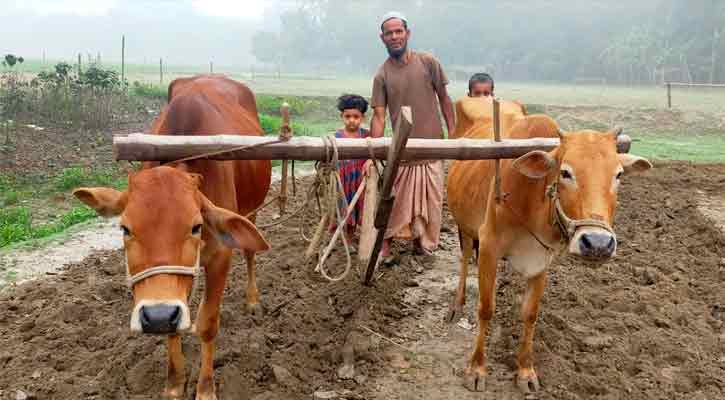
[371,51,448,139]
[371,51,448,251]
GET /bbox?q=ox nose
[139,304,182,334]
[578,232,616,260]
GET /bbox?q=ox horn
[611,127,624,137]
[557,128,565,139]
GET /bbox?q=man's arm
[370,106,386,138]
[437,86,456,137]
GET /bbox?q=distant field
[15,58,725,113]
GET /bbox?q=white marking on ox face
[130,299,192,334]
[568,227,617,261]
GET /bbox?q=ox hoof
[462,367,487,392]
[245,302,265,325]
[445,304,464,323]
[163,385,185,400]
[195,393,217,400]
[517,367,540,395]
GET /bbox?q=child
[468,72,495,98]
[332,94,371,248]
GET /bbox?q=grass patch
[631,133,725,163]
[53,166,126,192]
[0,205,97,248]
[131,81,167,100]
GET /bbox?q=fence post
[210,61,213,74]
[667,82,672,109]
[78,53,82,75]
[160,58,164,86]
[121,35,125,84]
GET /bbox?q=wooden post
[363,106,413,285]
[666,82,672,109]
[210,61,214,74]
[358,161,379,265]
[493,99,502,201]
[121,35,125,83]
[159,58,164,85]
[78,53,82,75]
[278,102,292,214]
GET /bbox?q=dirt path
[0,162,723,400]
[0,218,122,287]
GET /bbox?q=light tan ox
[447,96,652,394]
[73,76,272,400]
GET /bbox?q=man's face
[380,18,409,58]
[469,81,494,98]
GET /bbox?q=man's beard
[387,42,407,59]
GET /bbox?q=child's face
[341,109,364,131]
[468,81,494,98]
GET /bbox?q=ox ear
[73,188,127,217]
[511,150,557,179]
[619,154,652,174]
[200,195,270,252]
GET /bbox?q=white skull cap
[380,11,408,30]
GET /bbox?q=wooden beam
[364,106,413,285]
[114,134,632,162]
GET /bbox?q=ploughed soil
[0,162,724,400]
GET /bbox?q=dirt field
[0,161,723,400]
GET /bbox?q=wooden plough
[113,103,633,285]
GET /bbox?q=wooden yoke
[363,106,413,285]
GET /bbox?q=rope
[166,137,287,166]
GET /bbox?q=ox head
[73,166,269,334]
[512,128,652,262]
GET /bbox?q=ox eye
[192,224,202,235]
[616,171,623,180]
[121,225,131,237]
[560,170,573,180]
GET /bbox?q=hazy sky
[0,0,286,66]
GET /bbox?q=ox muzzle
[126,258,202,335]
[549,184,617,262]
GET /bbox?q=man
[370,11,455,259]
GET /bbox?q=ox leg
[463,242,497,392]
[516,272,547,394]
[194,252,232,400]
[447,232,473,322]
[244,249,264,323]
[164,335,186,399]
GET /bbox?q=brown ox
[447,96,652,394]
[73,75,271,400]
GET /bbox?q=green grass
[0,166,127,248]
[130,81,167,99]
[53,166,126,192]
[0,206,97,248]
[631,133,725,163]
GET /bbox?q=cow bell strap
[547,183,615,242]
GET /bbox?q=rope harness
[497,179,616,253]
[125,249,204,300]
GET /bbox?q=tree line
[252,0,725,85]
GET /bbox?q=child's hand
[363,160,373,175]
